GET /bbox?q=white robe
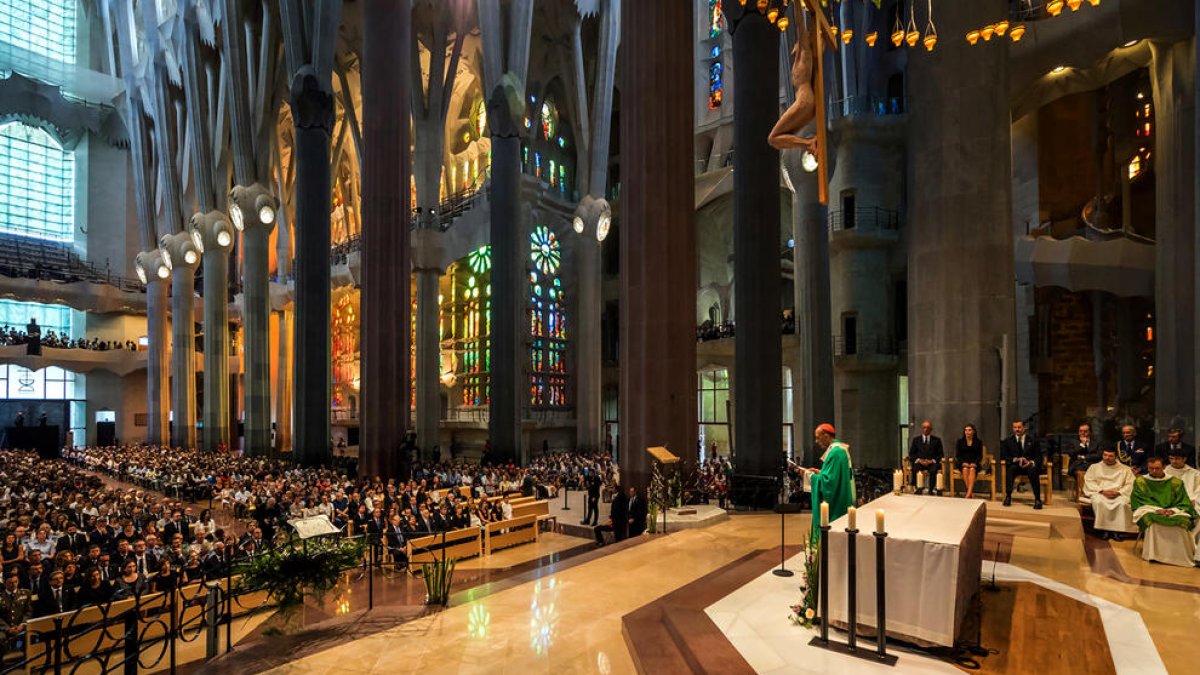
[1082,461,1137,533]
[1164,465,1200,562]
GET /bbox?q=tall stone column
[574,236,602,452]
[290,73,335,467]
[619,0,696,491]
[360,0,411,479]
[726,3,781,506]
[907,0,1015,446]
[1150,40,1196,440]
[235,192,275,458]
[487,86,524,465]
[783,152,834,452]
[195,213,233,452]
[414,229,443,458]
[164,233,200,449]
[138,249,171,446]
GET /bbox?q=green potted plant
[237,535,364,634]
[422,555,457,606]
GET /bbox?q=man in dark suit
[1067,422,1100,479]
[385,516,409,569]
[33,572,74,617]
[593,487,629,545]
[582,470,602,526]
[907,420,944,494]
[1153,428,1196,468]
[58,523,87,556]
[1001,420,1043,509]
[1117,424,1151,474]
[162,511,191,543]
[626,487,648,537]
[130,540,157,578]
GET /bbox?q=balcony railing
[833,333,898,357]
[828,207,902,234]
[828,95,907,121]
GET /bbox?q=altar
[826,494,985,647]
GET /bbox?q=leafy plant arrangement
[236,536,365,612]
[788,542,820,628]
[422,555,457,606]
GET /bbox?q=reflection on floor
[198,505,1200,675]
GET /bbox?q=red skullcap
[815,423,836,436]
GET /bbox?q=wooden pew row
[406,527,483,565]
[483,515,539,555]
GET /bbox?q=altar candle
[875,509,885,534]
[820,501,829,528]
[917,472,926,490]
[847,506,857,531]
[892,470,902,492]
[936,472,945,492]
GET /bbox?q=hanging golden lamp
[767,7,779,23]
[966,29,980,45]
[904,0,919,47]
[995,19,1009,36]
[981,24,995,41]
[842,28,854,44]
[777,16,790,31]
[1067,0,1083,10]
[891,7,905,47]
[1047,0,1065,15]
[1009,23,1026,42]
[865,31,878,46]
[756,0,769,11]
[1087,0,1101,5]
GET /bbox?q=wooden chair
[999,458,1054,505]
[944,449,998,500]
[1060,453,1085,502]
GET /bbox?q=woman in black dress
[956,424,984,498]
[75,567,113,608]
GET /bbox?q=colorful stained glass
[540,100,558,140]
[708,0,723,38]
[469,245,491,274]
[709,61,723,109]
[530,225,561,275]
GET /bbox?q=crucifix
[768,0,838,204]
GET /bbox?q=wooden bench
[428,486,473,501]
[406,526,483,565]
[24,592,169,670]
[511,499,557,532]
[483,515,539,555]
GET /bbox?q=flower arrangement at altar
[788,543,820,628]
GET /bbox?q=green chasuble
[810,440,856,544]
[1130,475,1197,532]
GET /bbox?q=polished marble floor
[205,505,1200,675]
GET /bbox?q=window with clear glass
[0,0,76,65]
[0,299,71,336]
[0,364,77,399]
[0,122,75,241]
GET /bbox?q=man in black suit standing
[1001,420,1043,510]
[626,487,648,537]
[907,420,944,495]
[1153,427,1196,468]
[1067,422,1100,481]
[582,470,602,526]
[1117,424,1151,474]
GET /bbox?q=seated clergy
[1082,449,1137,540]
[1131,457,1198,567]
[1163,448,1200,564]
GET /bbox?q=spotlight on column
[161,232,201,270]
[229,184,278,233]
[135,250,172,284]
[596,210,612,242]
[191,211,236,253]
[572,195,614,243]
[573,215,585,234]
[801,151,818,173]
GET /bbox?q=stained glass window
[0,0,76,65]
[442,246,491,407]
[709,61,723,110]
[529,226,567,408]
[0,122,75,241]
[540,100,558,141]
[708,0,723,38]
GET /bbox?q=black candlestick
[875,531,889,660]
[773,506,794,577]
[818,523,830,643]
[846,527,859,651]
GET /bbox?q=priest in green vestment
[1130,457,1197,566]
[807,423,856,545]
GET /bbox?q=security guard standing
[0,570,32,650]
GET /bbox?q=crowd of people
[0,325,137,352]
[0,448,246,643]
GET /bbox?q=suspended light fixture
[1050,65,1067,74]
[1067,0,1083,11]
[767,7,779,23]
[756,0,769,10]
[891,10,904,47]
[778,16,790,31]
[801,150,818,173]
[966,29,980,45]
[1087,0,1100,5]
[1009,24,1026,42]
[865,31,878,46]
[842,28,854,44]
[1047,0,1064,16]
[981,24,995,41]
[904,0,919,46]
[995,19,1009,36]
[920,0,937,51]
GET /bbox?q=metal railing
[828,207,902,233]
[0,235,144,293]
[833,333,899,357]
[827,95,907,120]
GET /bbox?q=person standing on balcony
[24,318,40,356]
